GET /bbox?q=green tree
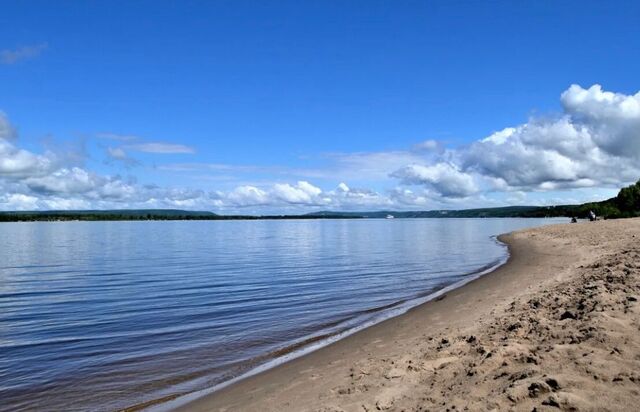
[616,179,640,213]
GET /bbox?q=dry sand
[172,218,640,412]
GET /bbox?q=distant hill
[0,209,218,217]
[0,209,218,221]
[1,180,639,222]
[305,206,567,219]
[0,209,356,222]
[0,204,609,222]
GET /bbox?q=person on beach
[589,210,596,221]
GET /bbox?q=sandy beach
[170,218,640,412]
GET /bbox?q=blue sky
[1,1,640,213]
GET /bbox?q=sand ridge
[173,219,640,412]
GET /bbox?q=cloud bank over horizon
[1,84,639,213]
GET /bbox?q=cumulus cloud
[392,84,640,197]
[391,163,478,198]
[0,193,40,210]
[560,84,640,157]
[213,181,328,209]
[272,181,325,204]
[328,183,393,209]
[0,137,54,178]
[222,185,270,206]
[25,167,100,195]
[0,43,48,64]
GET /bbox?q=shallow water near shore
[0,218,561,411]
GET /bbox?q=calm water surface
[0,218,560,411]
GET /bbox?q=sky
[1,0,640,214]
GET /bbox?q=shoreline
[154,222,573,411]
[157,218,640,411]
[162,231,542,411]
[145,237,511,412]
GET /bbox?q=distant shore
[160,218,640,411]
[0,204,590,222]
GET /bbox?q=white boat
[385,214,395,219]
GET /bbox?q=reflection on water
[0,218,559,411]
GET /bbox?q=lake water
[0,218,561,411]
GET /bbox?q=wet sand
[170,218,640,411]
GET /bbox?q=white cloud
[0,193,40,210]
[127,142,195,154]
[297,180,323,196]
[481,127,516,144]
[25,167,99,194]
[561,84,640,121]
[391,163,478,198]
[224,186,270,206]
[327,184,393,209]
[560,84,640,157]
[392,84,640,197]
[0,137,54,178]
[0,43,48,65]
[97,178,138,200]
[215,181,328,208]
[272,181,325,204]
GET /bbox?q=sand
[170,218,640,412]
